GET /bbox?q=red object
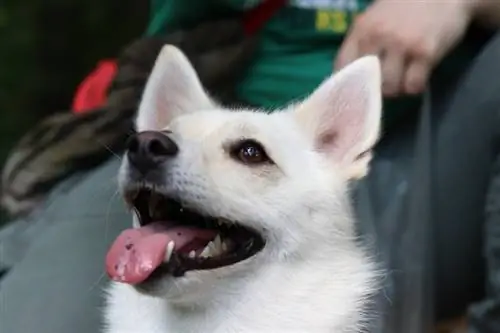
[243,0,287,35]
[72,0,286,115]
[106,222,218,284]
[72,60,117,114]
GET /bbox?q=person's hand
[335,0,476,97]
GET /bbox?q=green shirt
[147,0,371,108]
[146,0,473,126]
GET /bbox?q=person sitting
[1,1,500,332]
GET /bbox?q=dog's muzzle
[106,131,265,286]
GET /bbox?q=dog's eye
[231,140,271,165]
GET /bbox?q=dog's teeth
[213,235,222,249]
[199,237,227,258]
[188,250,196,259]
[200,245,211,258]
[245,239,254,251]
[165,241,175,262]
[222,238,234,252]
[209,239,223,256]
[132,208,141,224]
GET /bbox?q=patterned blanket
[0,18,257,218]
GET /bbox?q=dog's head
[106,45,381,301]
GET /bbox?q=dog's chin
[132,269,207,299]
[110,183,266,292]
[133,252,262,299]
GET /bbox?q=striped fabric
[1,18,256,218]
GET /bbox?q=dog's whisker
[100,141,122,161]
[86,271,106,294]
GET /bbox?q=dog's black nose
[126,131,178,173]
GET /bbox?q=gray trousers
[356,31,500,332]
[1,32,500,333]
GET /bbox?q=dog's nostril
[148,139,173,157]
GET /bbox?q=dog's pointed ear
[294,56,382,179]
[136,45,214,131]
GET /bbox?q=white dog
[104,44,382,333]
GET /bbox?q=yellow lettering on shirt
[315,10,348,33]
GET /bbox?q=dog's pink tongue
[105,222,216,284]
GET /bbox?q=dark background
[0,0,149,163]
[0,0,149,225]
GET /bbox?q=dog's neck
[163,241,374,333]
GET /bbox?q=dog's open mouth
[105,187,265,285]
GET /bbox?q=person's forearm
[469,0,500,28]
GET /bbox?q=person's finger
[357,32,383,57]
[403,58,431,95]
[335,32,360,71]
[380,50,406,97]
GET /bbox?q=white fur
[105,45,382,333]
